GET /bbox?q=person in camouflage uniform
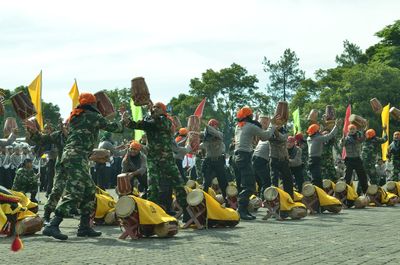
[43,93,123,241]
[361,127,388,185]
[12,158,38,202]
[26,120,68,223]
[320,131,339,182]
[387,131,400,181]
[123,102,188,217]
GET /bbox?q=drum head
[264,187,278,201]
[289,207,307,219]
[367,184,379,195]
[215,194,225,204]
[354,195,369,209]
[322,179,332,189]
[104,211,116,225]
[186,179,196,189]
[154,222,177,238]
[386,181,396,192]
[115,196,136,218]
[211,178,219,185]
[226,185,238,197]
[118,173,130,178]
[186,189,204,206]
[334,181,347,193]
[302,184,316,197]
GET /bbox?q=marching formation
[1,77,400,250]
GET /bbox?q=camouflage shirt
[30,130,67,161]
[361,135,388,161]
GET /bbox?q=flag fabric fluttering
[130,99,144,141]
[342,104,352,159]
[28,71,43,130]
[381,104,390,161]
[292,108,301,135]
[68,79,80,109]
[194,98,207,118]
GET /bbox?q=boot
[247,210,256,220]
[77,215,102,237]
[42,215,68,240]
[237,205,254,221]
[30,192,38,203]
[43,208,52,225]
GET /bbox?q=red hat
[294,133,304,142]
[287,136,296,143]
[208,119,219,127]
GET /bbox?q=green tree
[263,48,305,104]
[335,40,366,67]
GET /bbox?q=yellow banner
[68,79,80,109]
[381,104,390,161]
[28,71,43,130]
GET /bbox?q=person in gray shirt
[287,136,303,191]
[234,107,276,220]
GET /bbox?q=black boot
[42,215,68,240]
[30,192,38,203]
[238,205,255,221]
[77,215,102,237]
[247,210,256,220]
[43,208,52,225]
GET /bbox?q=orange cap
[307,124,320,135]
[365,129,376,139]
[178,127,188,136]
[129,140,142,151]
[237,107,253,120]
[79,93,97,105]
[154,102,167,114]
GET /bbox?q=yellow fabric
[380,188,398,204]
[28,71,43,130]
[95,193,116,219]
[381,104,390,161]
[1,203,24,230]
[17,209,36,221]
[0,207,7,230]
[10,190,38,210]
[276,187,306,211]
[346,184,358,201]
[315,186,341,206]
[395,182,400,196]
[131,196,177,225]
[203,191,239,221]
[68,80,80,110]
[293,190,303,202]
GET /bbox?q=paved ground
[2,191,400,265]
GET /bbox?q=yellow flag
[381,104,390,161]
[28,71,43,130]
[68,79,79,109]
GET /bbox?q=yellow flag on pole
[381,104,390,161]
[28,71,43,130]
[68,79,79,109]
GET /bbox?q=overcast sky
[1,0,399,119]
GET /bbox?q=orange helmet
[154,102,167,114]
[307,124,320,135]
[365,129,376,139]
[79,93,97,106]
[129,140,142,151]
[178,128,188,136]
[237,106,253,120]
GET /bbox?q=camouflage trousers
[393,160,400,181]
[12,175,37,194]
[55,153,96,217]
[363,161,380,185]
[44,161,68,213]
[147,157,187,213]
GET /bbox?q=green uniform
[321,138,339,182]
[125,115,187,214]
[388,140,400,181]
[12,168,38,194]
[54,108,123,217]
[299,141,310,181]
[361,135,387,184]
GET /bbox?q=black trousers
[175,159,187,182]
[46,159,56,196]
[6,168,16,190]
[309,157,323,189]
[290,165,304,191]
[234,151,255,209]
[270,158,294,199]
[252,156,271,197]
[129,173,148,198]
[95,163,110,190]
[39,166,47,191]
[0,167,5,188]
[203,156,228,198]
[345,157,369,194]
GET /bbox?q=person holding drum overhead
[387,131,400,181]
[234,106,277,220]
[121,140,148,198]
[306,119,340,188]
[43,93,124,241]
[200,118,228,199]
[122,102,189,219]
[340,124,368,194]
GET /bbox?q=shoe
[43,209,51,225]
[42,216,68,240]
[77,215,102,237]
[238,211,255,221]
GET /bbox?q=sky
[1,0,399,119]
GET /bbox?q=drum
[212,178,219,185]
[323,179,333,190]
[3,117,17,137]
[186,179,197,189]
[10,91,37,120]
[302,184,316,197]
[226,185,238,197]
[390,107,400,121]
[259,116,270,129]
[115,196,137,218]
[26,117,41,133]
[188,131,200,151]
[15,216,43,236]
[215,194,225,205]
[349,114,367,130]
[248,196,262,212]
[307,109,318,123]
[131,77,150,106]
[172,116,182,130]
[274,101,289,124]
[154,221,178,238]
[334,181,347,194]
[325,105,335,120]
[367,184,379,195]
[370,98,382,114]
[117,173,132,196]
[186,189,204,206]
[386,181,397,194]
[324,120,335,131]
[89,149,110,163]
[94,91,116,119]
[187,115,201,132]
[288,207,307,220]
[264,187,279,201]
[324,205,342,213]
[354,195,369,209]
